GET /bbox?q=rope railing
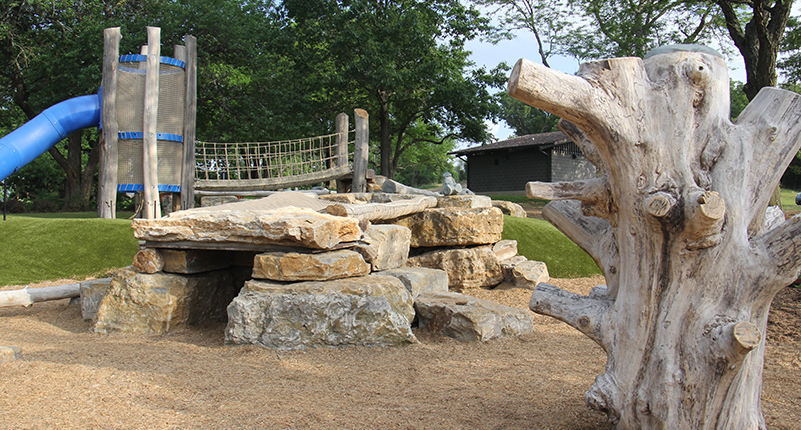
[195,131,353,183]
[192,110,369,193]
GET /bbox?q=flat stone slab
[226,275,417,350]
[415,292,535,342]
[376,267,448,298]
[132,207,361,250]
[388,207,503,248]
[252,249,370,282]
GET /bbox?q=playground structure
[0,26,369,220]
[97,27,197,220]
[193,109,370,196]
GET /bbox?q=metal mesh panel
[118,139,183,186]
[116,59,185,135]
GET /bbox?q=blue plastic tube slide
[0,94,101,182]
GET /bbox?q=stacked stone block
[95,194,546,347]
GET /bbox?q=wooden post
[142,27,161,219]
[335,112,349,193]
[98,27,121,219]
[173,35,197,209]
[352,109,369,193]
[181,35,197,210]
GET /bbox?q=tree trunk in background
[508,48,801,429]
[48,130,101,210]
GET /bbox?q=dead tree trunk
[508,47,801,429]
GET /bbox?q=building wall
[466,149,550,193]
[551,151,597,182]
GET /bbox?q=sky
[464,29,750,142]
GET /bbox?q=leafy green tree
[474,0,568,67]
[479,0,717,62]
[393,121,460,187]
[715,0,794,101]
[496,92,559,137]
[283,0,505,179]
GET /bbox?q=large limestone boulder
[406,246,503,289]
[414,292,535,342]
[94,266,249,334]
[377,267,448,298]
[226,275,417,350]
[388,207,503,248]
[252,250,370,282]
[132,207,360,250]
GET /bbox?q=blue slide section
[0,94,101,182]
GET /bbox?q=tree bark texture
[508,50,801,429]
[715,0,792,101]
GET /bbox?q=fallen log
[0,283,81,308]
[326,196,437,221]
[381,179,441,197]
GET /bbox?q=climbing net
[195,131,353,182]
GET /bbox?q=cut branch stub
[684,190,726,249]
[645,192,677,218]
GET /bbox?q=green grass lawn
[0,209,601,287]
[503,215,601,278]
[780,188,801,213]
[0,213,139,286]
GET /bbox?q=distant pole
[3,179,6,221]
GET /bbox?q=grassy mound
[0,213,139,286]
[0,210,602,286]
[502,215,601,278]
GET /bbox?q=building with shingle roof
[451,131,596,193]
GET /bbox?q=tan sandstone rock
[132,248,164,274]
[389,207,503,248]
[406,246,503,289]
[226,275,417,349]
[491,200,527,218]
[492,240,519,261]
[132,207,360,250]
[360,224,411,271]
[497,259,549,290]
[414,291,535,342]
[252,250,370,282]
[95,266,249,334]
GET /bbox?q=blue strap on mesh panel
[118,54,185,69]
[118,132,184,143]
[117,184,181,193]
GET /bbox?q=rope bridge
[195,131,353,192]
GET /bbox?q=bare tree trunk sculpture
[507,47,801,429]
